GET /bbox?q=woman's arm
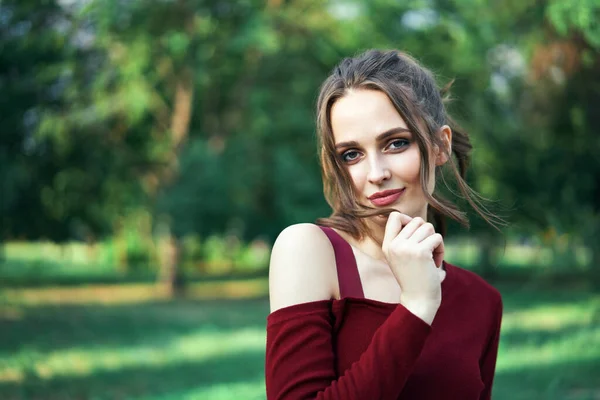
[266,223,432,400]
[268,224,338,313]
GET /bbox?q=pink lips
[368,188,405,207]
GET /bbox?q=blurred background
[0,0,599,399]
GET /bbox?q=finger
[383,212,410,250]
[397,217,426,240]
[433,241,445,269]
[421,233,445,268]
[383,212,403,249]
[408,222,436,243]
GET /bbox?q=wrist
[400,297,440,326]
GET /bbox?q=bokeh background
[1,0,599,399]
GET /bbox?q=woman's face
[330,89,448,222]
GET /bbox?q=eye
[386,139,410,151]
[341,150,361,163]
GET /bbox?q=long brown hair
[315,49,504,239]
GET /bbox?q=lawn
[0,282,599,399]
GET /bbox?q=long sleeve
[265,300,431,400]
[478,297,503,400]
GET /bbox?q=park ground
[0,279,599,400]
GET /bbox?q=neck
[359,218,388,262]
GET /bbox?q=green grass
[0,296,268,400]
[493,285,600,400]
[0,283,599,399]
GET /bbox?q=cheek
[348,168,361,186]
[399,149,422,183]
[348,165,367,189]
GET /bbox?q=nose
[367,154,391,185]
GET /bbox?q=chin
[372,212,392,227]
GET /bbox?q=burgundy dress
[265,226,502,400]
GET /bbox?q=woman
[265,49,503,400]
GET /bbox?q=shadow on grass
[0,347,266,400]
[496,283,599,312]
[0,298,270,355]
[493,358,600,400]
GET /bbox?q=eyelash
[340,139,410,163]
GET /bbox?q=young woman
[265,49,503,400]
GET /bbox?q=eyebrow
[334,127,412,150]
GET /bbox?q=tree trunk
[155,66,194,297]
[158,234,184,297]
[479,233,498,281]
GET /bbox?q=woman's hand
[382,212,445,325]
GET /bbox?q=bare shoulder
[269,223,337,313]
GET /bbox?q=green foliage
[1,0,599,282]
[547,0,600,47]
[234,239,271,272]
[202,235,231,267]
[0,233,271,285]
[180,233,203,272]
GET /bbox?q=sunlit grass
[502,299,600,331]
[0,294,269,399]
[0,282,598,399]
[1,284,168,306]
[498,328,600,369]
[493,288,600,399]
[1,328,265,382]
[0,278,269,306]
[140,381,266,400]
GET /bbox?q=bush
[181,234,204,273]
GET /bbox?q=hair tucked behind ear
[316,49,505,239]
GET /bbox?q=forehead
[330,89,408,144]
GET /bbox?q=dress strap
[318,226,365,299]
